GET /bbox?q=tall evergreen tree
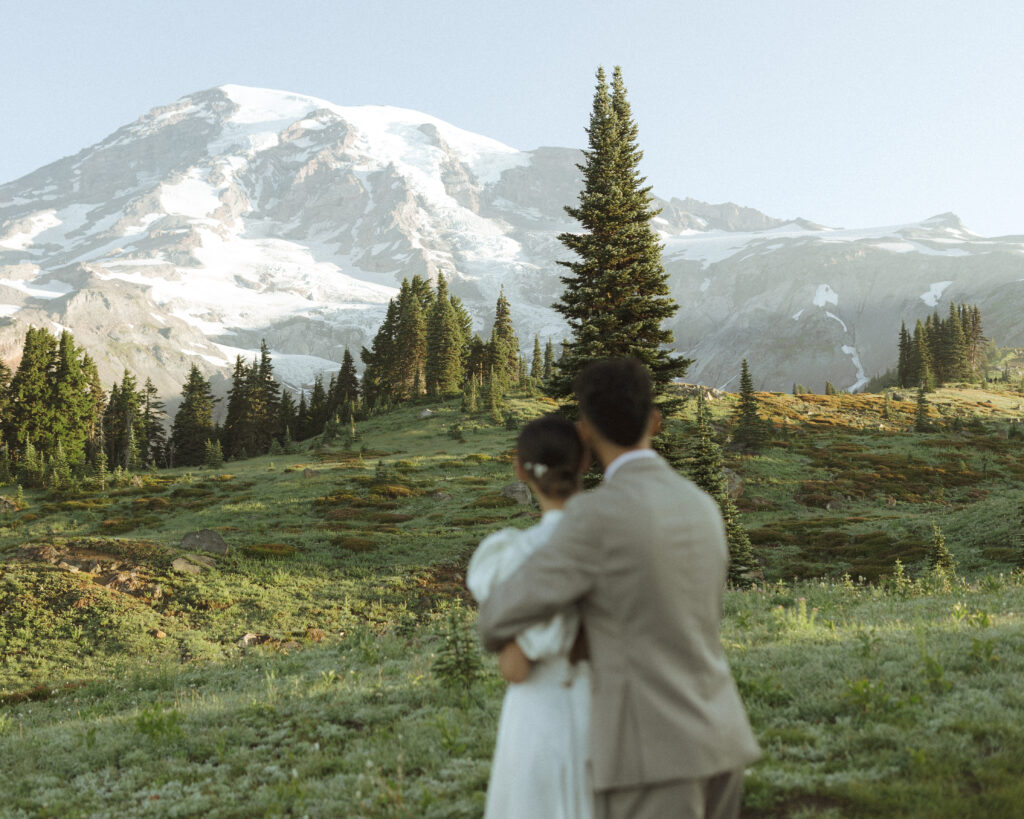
[487,287,519,383]
[296,391,310,439]
[170,365,217,467]
[732,359,766,449]
[308,375,329,437]
[334,348,360,411]
[897,321,912,388]
[254,340,280,453]
[51,330,93,465]
[942,301,970,383]
[222,356,250,459]
[531,336,543,379]
[278,387,297,444]
[543,339,555,381]
[914,384,931,432]
[3,326,58,453]
[361,298,400,406]
[140,377,167,467]
[425,273,466,396]
[688,392,756,585]
[551,66,689,408]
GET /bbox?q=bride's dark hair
[516,414,584,500]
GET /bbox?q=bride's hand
[498,640,532,683]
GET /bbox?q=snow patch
[160,170,222,218]
[699,277,711,293]
[920,281,954,307]
[826,311,848,332]
[792,309,804,320]
[2,278,73,300]
[813,284,838,307]
[213,343,343,389]
[0,304,21,317]
[0,210,62,250]
[841,345,869,392]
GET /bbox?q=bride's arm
[498,640,531,683]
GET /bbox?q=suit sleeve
[477,499,598,653]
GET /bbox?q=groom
[478,358,761,819]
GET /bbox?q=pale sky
[3,0,1023,235]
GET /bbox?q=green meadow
[2,386,1024,817]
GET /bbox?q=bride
[467,414,592,819]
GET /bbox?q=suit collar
[603,448,659,482]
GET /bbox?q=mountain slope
[2,85,1024,395]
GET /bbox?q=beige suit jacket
[478,454,761,791]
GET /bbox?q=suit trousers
[594,769,744,819]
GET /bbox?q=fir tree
[688,393,756,585]
[140,377,167,467]
[361,298,400,407]
[170,365,217,467]
[425,273,466,396]
[393,278,428,400]
[51,330,93,465]
[531,336,543,379]
[732,359,766,450]
[296,391,309,440]
[461,378,478,413]
[543,339,555,381]
[551,66,689,409]
[487,287,519,383]
[308,375,329,437]
[278,387,297,443]
[465,334,489,385]
[897,321,912,387]
[3,326,58,453]
[942,301,971,383]
[914,384,931,432]
[928,522,956,573]
[222,356,250,459]
[335,348,360,409]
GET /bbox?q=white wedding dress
[468,510,593,819]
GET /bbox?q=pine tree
[361,298,400,407]
[222,356,250,459]
[103,371,144,470]
[461,378,478,413]
[531,336,543,379]
[914,384,931,432]
[308,375,329,437]
[688,393,756,585]
[825,381,837,396]
[51,330,93,466]
[254,340,281,453]
[543,339,555,381]
[487,287,519,383]
[942,301,970,383]
[140,377,167,467]
[425,273,465,396]
[278,387,297,443]
[3,326,58,453]
[551,66,689,409]
[170,365,217,467]
[732,359,766,450]
[392,279,427,401]
[928,522,956,573]
[335,348,360,409]
[897,321,912,387]
[465,334,488,385]
[295,391,309,440]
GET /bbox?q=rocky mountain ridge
[2,84,1024,397]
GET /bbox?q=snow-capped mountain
[2,84,1024,396]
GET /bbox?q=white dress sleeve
[468,525,580,662]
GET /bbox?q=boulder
[185,553,217,568]
[419,409,434,419]
[501,482,534,506]
[171,558,202,575]
[303,468,316,479]
[723,468,744,499]
[180,529,228,554]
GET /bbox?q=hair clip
[523,462,548,478]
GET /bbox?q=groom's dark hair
[573,358,653,447]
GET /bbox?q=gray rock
[171,558,202,575]
[501,482,534,506]
[303,468,316,479]
[180,529,228,554]
[723,468,744,499]
[185,553,217,568]
[419,408,434,419]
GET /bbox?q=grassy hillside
[2,386,1024,816]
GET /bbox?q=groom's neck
[594,439,651,471]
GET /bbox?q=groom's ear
[648,408,663,438]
